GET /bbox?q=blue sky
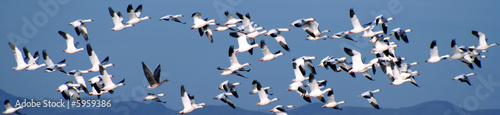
[1,0,499,112]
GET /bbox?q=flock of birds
[4,3,498,115]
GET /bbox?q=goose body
[180,85,205,114]
[3,100,23,114]
[470,30,497,52]
[42,50,67,73]
[143,93,166,103]
[125,4,151,25]
[453,73,476,85]
[58,31,84,54]
[230,32,259,54]
[69,19,92,41]
[159,14,185,24]
[306,74,332,103]
[218,45,250,78]
[359,89,381,109]
[191,12,215,29]
[86,44,114,72]
[265,28,290,51]
[23,47,46,70]
[142,62,169,88]
[99,65,125,92]
[259,40,284,61]
[348,8,372,33]
[425,40,450,63]
[323,90,346,110]
[108,7,133,31]
[8,42,29,71]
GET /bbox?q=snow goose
[453,73,476,86]
[218,80,240,98]
[301,20,330,40]
[371,35,398,54]
[214,23,236,31]
[57,82,82,103]
[331,31,356,42]
[292,64,308,83]
[108,7,133,31]
[42,50,67,73]
[67,70,89,94]
[250,80,271,95]
[143,93,166,103]
[358,89,381,109]
[218,45,251,78]
[389,61,417,86]
[470,30,498,52]
[69,19,92,41]
[425,40,450,63]
[259,40,284,61]
[270,105,294,115]
[88,76,104,98]
[235,12,257,34]
[323,90,346,110]
[292,56,317,76]
[306,74,332,103]
[230,32,259,55]
[224,11,241,26]
[287,81,311,103]
[246,30,268,40]
[256,83,278,106]
[142,62,169,88]
[22,47,46,70]
[125,4,151,25]
[344,47,379,80]
[198,22,214,43]
[86,44,114,72]
[3,100,23,114]
[289,18,315,27]
[8,42,29,71]
[159,14,185,24]
[180,85,205,114]
[191,12,215,29]
[213,93,236,109]
[449,39,476,69]
[58,31,84,54]
[361,26,384,38]
[372,15,393,34]
[465,48,483,68]
[390,28,412,43]
[348,8,372,34]
[99,65,125,93]
[265,28,291,51]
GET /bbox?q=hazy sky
[1,0,499,112]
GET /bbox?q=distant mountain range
[0,89,498,115]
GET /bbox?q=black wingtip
[58,31,66,38]
[229,32,239,38]
[236,12,243,19]
[343,47,354,56]
[308,73,315,83]
[127,4,133,13]
[180,85,185,96]
[191,12,200,17]
[349,8,355,18]
[430,40,437,49]
[451,39,456,47]
[108,7,115,17]
[86,43,93,56]
[471,30,479,38]
[228,45,234,57]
